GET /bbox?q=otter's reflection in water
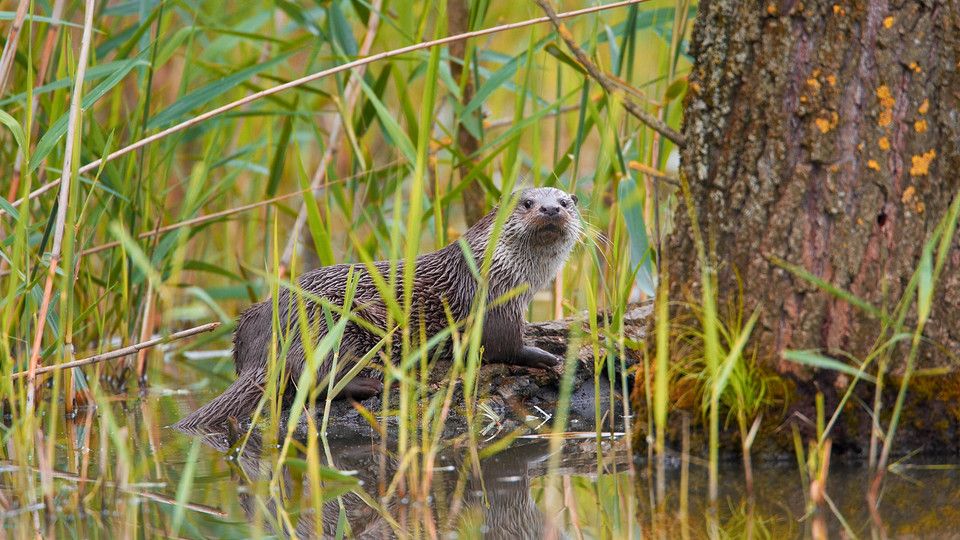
[175,423,629,538]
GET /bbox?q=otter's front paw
[341,376,383,400]
[513,346,561,370]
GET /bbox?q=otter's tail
[172,368,266,430]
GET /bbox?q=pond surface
[3,383,960,538]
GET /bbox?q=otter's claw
[512,346,561,370]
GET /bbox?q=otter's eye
[559,199,568,208]
[522,199,533,210]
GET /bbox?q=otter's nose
[539,205,560,217]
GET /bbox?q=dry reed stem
[135,282,156,379]
[6,0,648,213]
[0,0,30,96]
[627,161,680,188]
[5,0,66,204]
[25,0,96,413]
[12,322,220,379]
[535,0,686,147]
[279,0,383,270]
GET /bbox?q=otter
[174,187,582,429]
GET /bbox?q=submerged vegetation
[1,0,959,537]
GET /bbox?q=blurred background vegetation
[1,0,691,373]
[0,0,699,536]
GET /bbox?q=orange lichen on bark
[915,119,928,133]
[909,62,922,73]
[814,111,839,133]
[826,74,836,86]
[883,16,894,28]
[902,185,916,203]
[877,85,895,126]
[919,99,929,114]
[867,160,881,171]
[910,150,936,176]
[878,136,890,150]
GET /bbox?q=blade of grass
[782,350,877,384]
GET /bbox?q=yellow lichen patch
[878,136,890,151]
[910,149,936,176]
[857,142,865,151]
[833,4,845,15]
[877,85,895,126]
[826,74,836,86]
[876,85,894,104]
[807,78,821,91]
[767,3,778,15]
[901,185,916,203]
[883,16,894,28]
[867,160,881,171]
[909,62,922,73]
[915,119,928,133]
[919,99,929,114]
[916,201,925,214]
[815,117,832,133]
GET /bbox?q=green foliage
[0,0,696,537]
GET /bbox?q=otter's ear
[571,194,579,205]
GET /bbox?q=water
[3,385,960,538]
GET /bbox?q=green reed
[0,0,696,537]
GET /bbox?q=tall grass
[0,0,698,536]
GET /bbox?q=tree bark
[670,0,960,449]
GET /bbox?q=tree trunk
[670,0,960,451]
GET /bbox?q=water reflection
[174,421,626,538]
[4,393,960,538]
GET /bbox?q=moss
[900,371,960,423]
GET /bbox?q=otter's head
[499,187,583,252]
